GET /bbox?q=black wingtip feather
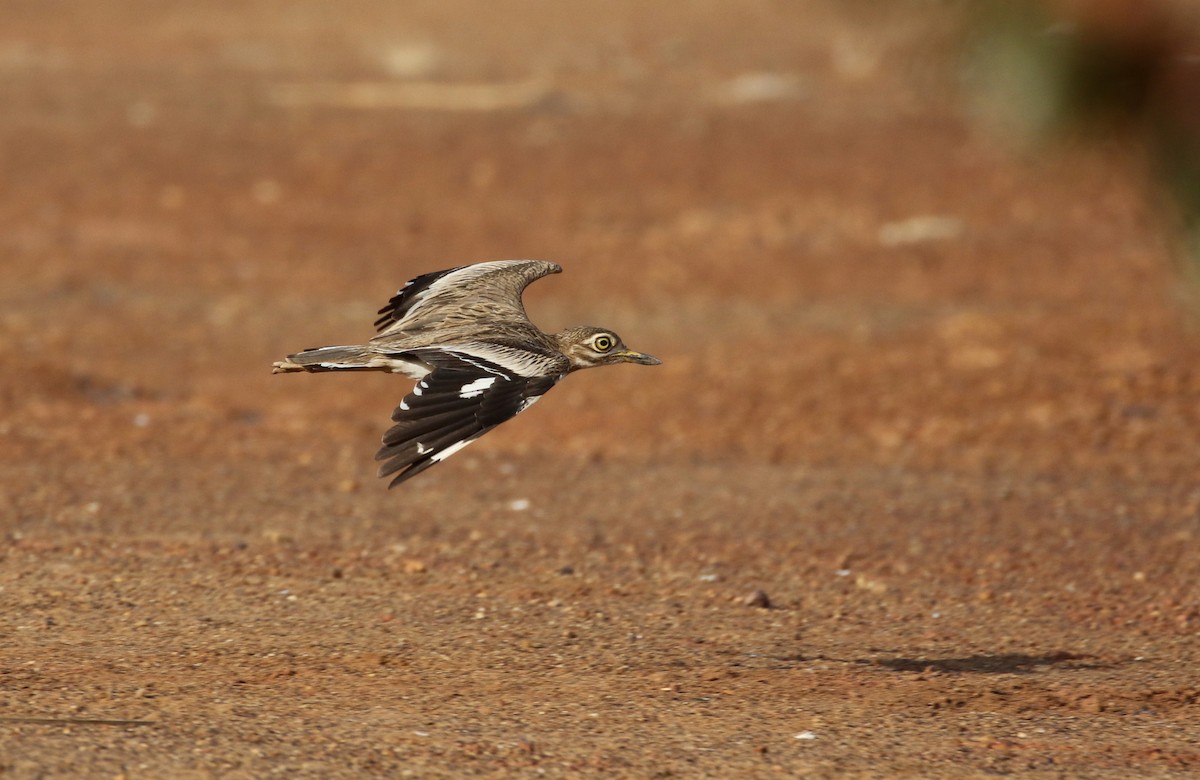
[387,392,477,423]
[376,423,480,482]
[378,406,480,452]
[373,265,467,333]
[368,347,561,488]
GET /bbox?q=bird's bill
[616,349,662,366]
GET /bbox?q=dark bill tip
[621,350,662,366]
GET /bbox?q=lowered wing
[374,349,561,487]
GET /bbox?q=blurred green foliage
[968,0,1200,276]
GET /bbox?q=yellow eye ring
[593,335,615,352]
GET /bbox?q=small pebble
[743,589,772,609]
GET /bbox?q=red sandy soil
[2,2,1199,777]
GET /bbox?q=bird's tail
[273,344,386,374]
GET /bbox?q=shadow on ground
[872,652,1116,674]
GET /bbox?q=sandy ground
[2,2,1200,777]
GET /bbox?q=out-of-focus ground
[2,1,1200,777]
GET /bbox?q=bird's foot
[272,359,304,374]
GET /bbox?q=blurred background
[4,3,1200,775]
[2,0,1199,527]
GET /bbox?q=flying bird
[273,260,661,487]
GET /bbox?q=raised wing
[373,260,561,335]
[374,349,561,488]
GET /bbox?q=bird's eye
[592,335,615,352]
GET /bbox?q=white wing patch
[386,361,431,380]
[458,376,497,399]
[430,438,475,463]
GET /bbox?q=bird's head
[553,326,662,372]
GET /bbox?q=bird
[272,259,661,488]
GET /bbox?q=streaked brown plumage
[273,260,660,487]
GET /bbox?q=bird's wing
[374,348,563,488]
[373,260,562,335]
